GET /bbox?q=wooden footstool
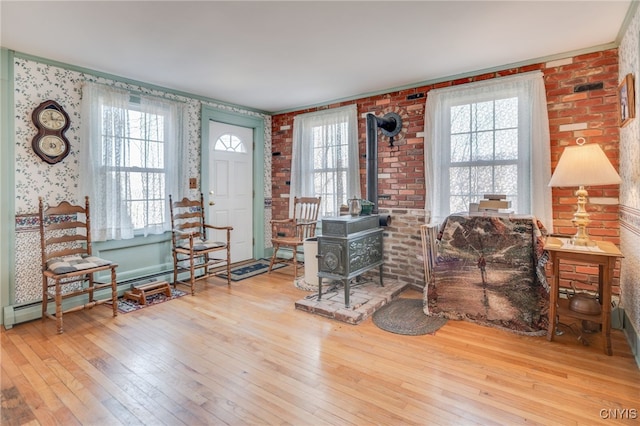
[123,280,171,305]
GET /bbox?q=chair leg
[42,275,48,320]
[268,244,280,273]
[225,248,231,286]
[111,266,118,318]
[189,252,196,296]
[88,273,94,302]
[55,280,63,334]
[172,252,179,290]
[292,246,298,278]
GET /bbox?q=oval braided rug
[372,298,448,336]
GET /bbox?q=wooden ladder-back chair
[38,196,118,334]
[268,196,321,277]
[169,193,233,295]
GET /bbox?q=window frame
[80,82,186,241]
[310,120,351,217]
[214,132,247,153]
[101,100,171,234]
[424,71,552,227]
[440,95,529,216]
[290,104,360,218]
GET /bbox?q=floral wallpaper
[618,5,640,346]
[12,57,272,304]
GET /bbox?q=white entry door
[208,121,253,263]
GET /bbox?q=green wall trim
[10,41,621,117]
[617,0,640,44]
[0,48,16,322]
[200,105,266,260]
[271,42,620,115]
[11,50,271,116]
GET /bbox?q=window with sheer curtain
[424,71,553,228]
[290,104,360,217]
[80,82,186,241]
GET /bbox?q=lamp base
[570,185,596,247]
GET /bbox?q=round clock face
[39,135,67,157]
[38,108,67,130]
[32,100,71,164]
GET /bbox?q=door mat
[107,288,188,314]
[372,298,448,335]
[217,259,286,281]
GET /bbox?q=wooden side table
[544,237,623,355]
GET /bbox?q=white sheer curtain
[80,82,186,241]
[290,104,360,217]
[424,71,553,228]
[138,95,187,234]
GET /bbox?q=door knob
[209,190,214,195]
[209,201,215,206]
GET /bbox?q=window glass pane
[146,172,165,199]
[128,200,145,230]
[232,135,244,152]
[146,199,165,226]
[313,145,324,169]
[126,138,144,168]
[148,141,164,168]
[145,113,164,141]
[103,136,117,166]
[309,119,350,216]
[473,131,493,161]
[313,170,328,194]
[449,167,469,195]
[474,101,494,131]
[471,166,494,195]
[128,172,145,199]
[449,196,469,214]
[336,170,347,206]
[214,133,246,152]
[451,133,470,163]
[128,110,142,139]
[495,129,518,160]
[494,165,518,195]
[337,142,348,168]
[451,105,470,133]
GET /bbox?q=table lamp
[548,137,621,246]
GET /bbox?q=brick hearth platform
[295,279,408,325]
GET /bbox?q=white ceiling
[0,1,633,113]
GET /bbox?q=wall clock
[31,100,71,164]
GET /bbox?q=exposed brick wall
[544,50,621,293]
[374,208,429,290]
[271,48,621,292]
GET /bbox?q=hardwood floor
[2,271,639,425]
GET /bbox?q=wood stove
[317,215,383,307]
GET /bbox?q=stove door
[318,239,345,276]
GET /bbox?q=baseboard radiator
[3,270,174,329]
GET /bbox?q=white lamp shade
[548,143,621,187]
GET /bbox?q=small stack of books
[470,194,513,216]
